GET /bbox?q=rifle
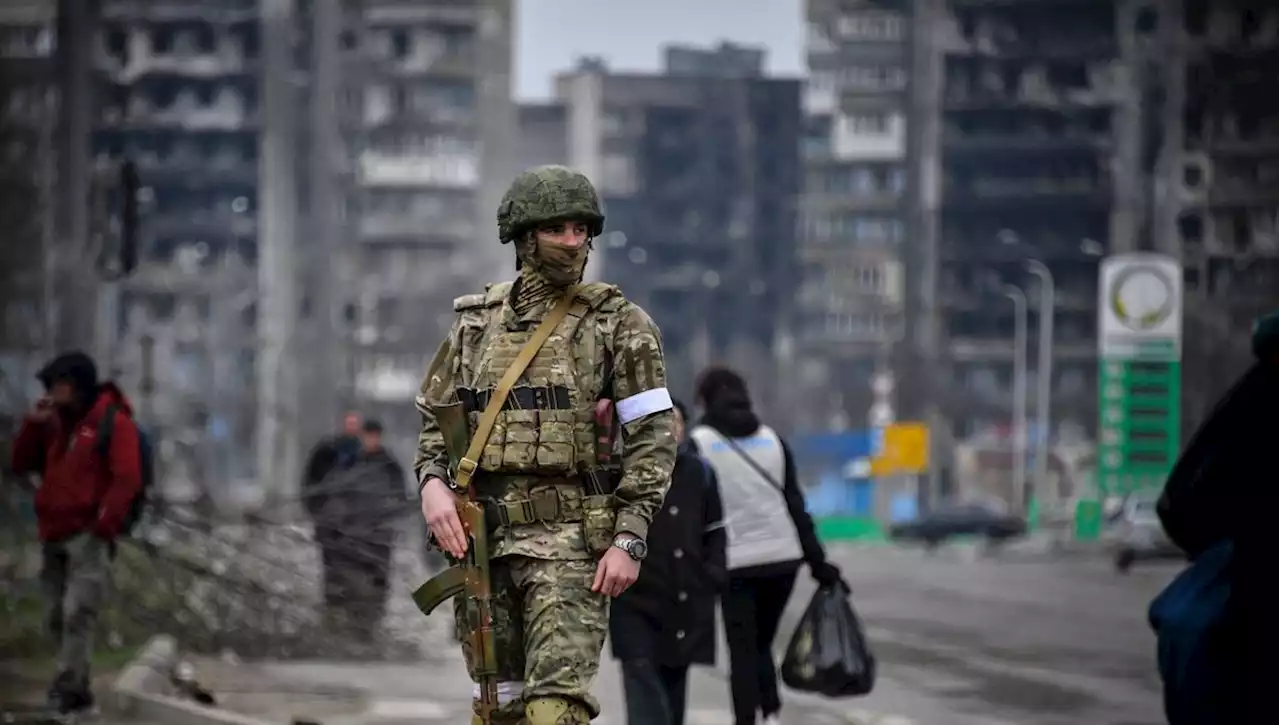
[412,496,499,721]
[411,288,582,724]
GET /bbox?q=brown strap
[454,287,580,491]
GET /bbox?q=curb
[111,635,274,725]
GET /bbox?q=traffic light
[118,159,140,276]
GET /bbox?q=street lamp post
[1025,260,1055,511]
[1004,284,1029,515]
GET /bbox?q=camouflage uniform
[415,165,677,725]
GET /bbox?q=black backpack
[95,403,156,536]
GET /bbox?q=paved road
[191,545,1179,725]
[759,545,1180,725]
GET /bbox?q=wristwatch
[612,536,648,562]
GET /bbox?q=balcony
[97,48,254,84]
[100,98,260,132]
[358,152,478,188]
[101,0,257,23]
[117,150,257,186]
[942,130,1110,155]
[943,176,1111,208]
[377,49,476,81]
[364,3,480,25]
[358,214,475,243]
[145,210,258,241]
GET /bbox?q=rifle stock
[413,499,501,723]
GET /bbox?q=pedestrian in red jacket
[10,351,142,715]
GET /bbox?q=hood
[699,391,761,438]
[37,351,98,401]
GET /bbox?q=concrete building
[0,0,57,391]
[905,0,1145,501]
[90,0,266,495]
[1169,0,1278,428]
[73,0,515,499]
[798,0,911,432]
[905,0,1277,501]
[552,45,803,416]
[515,102,569,171]
[348,0,516,457]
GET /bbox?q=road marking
[366,698,448,718]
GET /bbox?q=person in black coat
[1153,312,1276,724]
[610,399,727,725]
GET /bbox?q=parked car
[1103,491,1185,573]
[888,502,1027,548]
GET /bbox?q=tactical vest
[690,424,804,571]
[451,281,621,476]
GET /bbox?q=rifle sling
[454,286,581,491]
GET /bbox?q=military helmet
[496,165,605,244]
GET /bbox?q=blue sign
[792,431,876,518]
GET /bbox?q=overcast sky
[513,0,805,101]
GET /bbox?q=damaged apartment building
[906,0,1277,493]
[1174,0,1278,426]
[92,0,264,492]
[347,0,514,455]
[797,0,911,432]
[911,0,1131,456]
[539,45,802,418]
[81,0,514,495]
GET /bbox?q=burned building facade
[77,0,515,496]
[798,0,911,432]
[1172,0,1278,427]
[555,46,802,416]
[92,0,264,492]
[349,0,515,457]
[911,0,1139,449]
[906,0,1277,492]
[0,1,56,388]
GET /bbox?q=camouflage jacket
[415,281,677,560]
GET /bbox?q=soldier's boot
[525,696,590,725]
[473,699,526,725]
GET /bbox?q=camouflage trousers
[40,533,114,687]
[453,556,608,724]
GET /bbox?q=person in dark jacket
[690,367,843,725]
[610,399,727,725]
[1153,311,1276,724]
[302,414,407,637]
[10,351,144,714]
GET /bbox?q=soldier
[416,165,678,725]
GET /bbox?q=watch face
[630,540,648,560]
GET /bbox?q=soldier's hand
[421,478,468,558]
[592,547,640,598]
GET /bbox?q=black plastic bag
[780,583,876,697]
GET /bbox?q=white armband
[616,387,674,424]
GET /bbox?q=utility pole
[1025,260,1055,510]
[258,0,301,507]
[309,0,344,438]
[53,0,97,353]
[903,0,946,510]
[1004,284,1028,515]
